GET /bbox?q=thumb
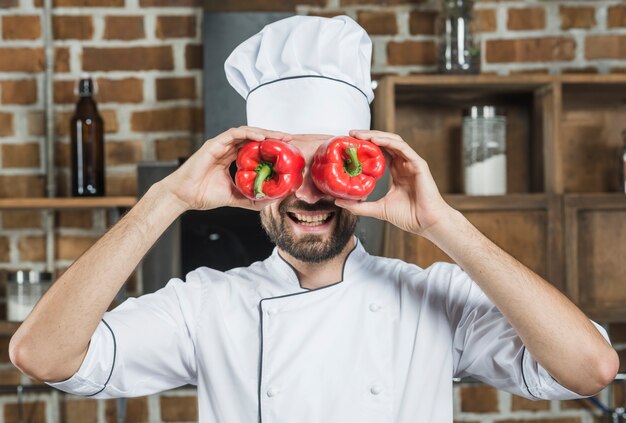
[335,199,383,219]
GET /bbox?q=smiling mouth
[287,211,335,227]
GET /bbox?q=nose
[294,166,328,204]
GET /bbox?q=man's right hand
[160,126,293,212]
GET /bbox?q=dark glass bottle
[70,77,105,197]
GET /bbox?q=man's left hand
[334,129,453,237]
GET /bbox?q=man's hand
[334,129,452,237]
[160,126,293,212]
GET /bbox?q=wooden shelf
[0,197,136,210]
[443,194,548,211]
[376,74,626,318]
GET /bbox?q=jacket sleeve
[445,264,611,400]
[45,274,202,398]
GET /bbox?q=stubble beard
[260,199,357,263]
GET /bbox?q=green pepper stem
[254,161,273,199]
[344,146,362,177]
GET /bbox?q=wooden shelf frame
[0,197,136,210]
[375,75,626,314]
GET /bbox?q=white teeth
[292,212,331,225]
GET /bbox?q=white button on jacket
[48,239,607,422]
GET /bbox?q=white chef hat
[224,15,373,136]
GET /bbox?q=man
[10,15,618,423]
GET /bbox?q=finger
[228,184,278,211]
[349,129,403,142]
[366,136,425,168]
[335,198,384,220]
[242,126,293,141]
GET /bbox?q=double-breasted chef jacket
[49,238,606,422]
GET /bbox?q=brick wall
[0,0,625,421]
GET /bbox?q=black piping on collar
[87,319,116,397]
[246,75,369,102]
[257,240,359,423]
[275,239,359,290]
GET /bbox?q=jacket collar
[267,236,368,291]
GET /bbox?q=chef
[10,15,618,423]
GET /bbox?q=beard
[260,198,357,263]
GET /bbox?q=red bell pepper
[311,136,385,200]
[235,139,305,200]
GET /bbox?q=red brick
[54,80,76,104]
[2,210,42,229]
[5,401,46,423]
[106,172,136,196]
[460,385,499,413]
[34,0,123,6]
[156,15,196,38]
[106,140,143,165]
[185,44,203,70]
[155,137,193,160]
[53,15,93,40]
[562,67,598,74]
[1,79,37,105]
[54,141,69,167]
[106,397,148,423]
[56,236,99,260]
[608,5,626,28]
[160,396,198,422]
[0,0,19,8]
[96,78,143,103]
[57,210,93,229]
[511,394,550,411]
[1,143,40,168]
[560,6,596,30]
[0,48,44,72]
[387,41,436,65]
[586,35,626,60]
[561,398,596,410]
[486,37,576,63]
[56,47,70,73]
[0,236,9,262]
[2,15,41,40]
[508,7,546,31]
[307,10,345,19]
[409,11,437,35]
[28,110,118,137]
[0,112,14,136]
[104,16,144,40]
[357,11,397,35]
[18,236,46,262]
[204,0,323,10]
[475,9,497,33]
[495,419,581,423]
[342,0,423,4]
[142,0,201,5]
[156,77,196,100]
[0,175,44,197]
[0,369,22,384]
[83,47,173,71]
[131,107,203,132]
[62,399,98,423]
[55,78,143,104]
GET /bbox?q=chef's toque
[224,15,373,136]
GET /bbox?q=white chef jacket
[48,239,607,422]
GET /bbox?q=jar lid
[7,270,53,284]
[462,105,506,118]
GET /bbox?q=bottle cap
[75,74,98,97]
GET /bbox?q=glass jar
[437,0,481,74]
[7,271,52,322]
[462,106,507,195]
